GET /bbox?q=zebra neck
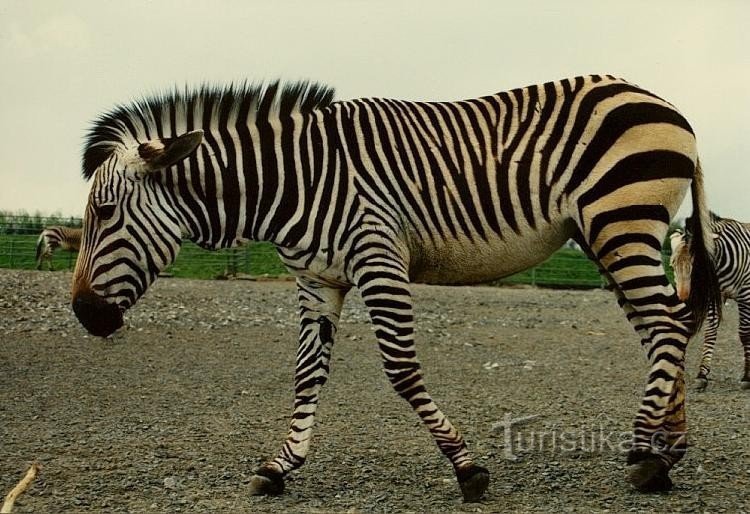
[168,109,344,251]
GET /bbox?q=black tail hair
[684,160,721,332]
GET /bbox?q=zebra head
[72,130,204,337]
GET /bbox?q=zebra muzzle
[72,290,124,338]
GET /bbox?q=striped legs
[37,245,56,271]
[695,301,721,390]
[250,279,348,495]
[738,294,750,389]
[355,261,488,502]
[585,218,692,492]
[696,292,750,390]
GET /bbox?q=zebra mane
[82,81,336,180]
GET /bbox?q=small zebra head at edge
[72,130,203,338]
[669,230,691,301]
[669,226,720,302]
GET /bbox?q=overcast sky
[1,0,748,221]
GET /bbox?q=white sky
[1,0,748,220]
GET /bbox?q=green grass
[0,234,286,278]
[0,233,674,288]
[0,234,78,271]
[165,241,286,279]
[494,248,604,288]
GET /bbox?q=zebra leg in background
[40,247,55,271]
[738,293,750,389]
[695,302,720,391]
[355,262,489,502]
[586,219,693,492]
[249,279,348,495]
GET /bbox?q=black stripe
[389,101,443,243]
[565,103,694,196]
[467,98,502,236]
[255,83,281,239]
[407,102,459,238]
[516,84,555,229]
[420,103,471,239]
[539,78,583,217]
[578,151,694,210]
[588,205,670,245]
[199,95,223,246]
[366,100,425,237]
[443,101,487,241]
[606,254,663,273]
[596,233,662,261]
[217,95,240,247]
[552,82,660,187]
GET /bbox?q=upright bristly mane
[82,81,336,180]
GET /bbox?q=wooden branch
[1,462,41,514]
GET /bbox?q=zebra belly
[407,225,571,285]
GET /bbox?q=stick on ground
[1,463,41,514]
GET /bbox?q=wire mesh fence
[2,215,677,288]
[0,216,285,278]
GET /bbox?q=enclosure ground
[1,269,748,513]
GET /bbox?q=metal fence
[0,216,286,278]
[3,216,668,288]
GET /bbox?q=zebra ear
[137,130,203,170]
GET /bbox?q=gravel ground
[1,268,748,513]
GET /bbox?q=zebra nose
[72,291,124,337]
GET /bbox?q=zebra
[670,214,750,390]
[35,226,82,270]
[71,76,720,501]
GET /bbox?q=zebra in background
[670,214,750,390]
[71,76,719,500]
[36,226,82,270]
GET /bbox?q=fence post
[9,239,13,268]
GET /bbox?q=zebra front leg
[738,297,750,389]
[695,302,720,391]
[356,266,488,502]
[249,279,348,495]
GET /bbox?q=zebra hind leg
[738,296,750,389]
[45,246,56,271]
[694,302,720,391]
[355,263,488,502]
[249,279,348,496]
[37,250,53,271]
[582,217,693,492]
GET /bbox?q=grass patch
[0,234,286,278]
[0,233,673,288]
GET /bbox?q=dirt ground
[1,268,748,513]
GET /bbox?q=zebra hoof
[457,464,489,502]
[248,468,285,496]
[627,457,673,493]
[694,378,708,392]
[740,380,750,390]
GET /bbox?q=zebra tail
[686,158,722,331]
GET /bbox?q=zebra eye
[97,204,117,221]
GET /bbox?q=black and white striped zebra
[71,76,720,500]
[36,226,82,270]
[670,214,750,390]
